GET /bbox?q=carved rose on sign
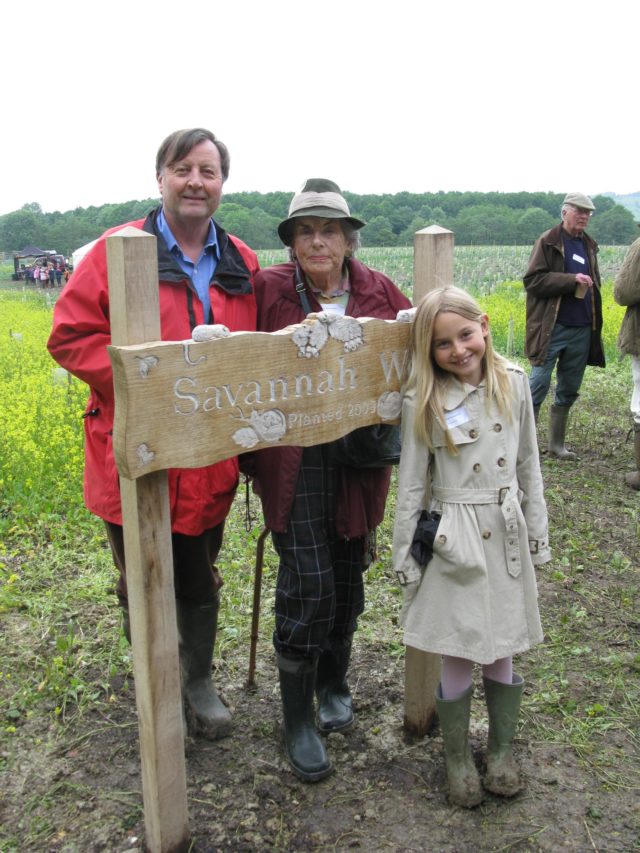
[232,408,287,449]
[291,313,364,358]
[250,409,286,441]
[377,391,402,420]
[135,355,159,377]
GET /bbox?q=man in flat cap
[523,192,605,459]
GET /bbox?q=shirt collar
[443,378,484,410]
[157,209,219,260]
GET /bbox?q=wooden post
[403,224,454,736]
[413,224,455,302]
[107,227,190,853]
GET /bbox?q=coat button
[482,530,491,539]
[468,429,478,439]
[437,534,447,544]
[473,463,481,472]
[497,457,506,467]
[493,423,502,432]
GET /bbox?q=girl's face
[431,311,489,386]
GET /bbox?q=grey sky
[2,0,635,215]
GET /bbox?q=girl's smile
[432,311,489,386]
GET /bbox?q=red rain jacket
[48,209,258,535]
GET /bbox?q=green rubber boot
[176,599,232,740]
[625,424,640,490]
[483,674,524,797]
[278,654,333,783]
[435,684,483,808]
[549,405,577,460]
[316,635,354,733]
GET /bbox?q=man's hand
[575,273,594,288]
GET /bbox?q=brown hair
[155,128,230,181]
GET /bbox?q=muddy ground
[2,413,639,852]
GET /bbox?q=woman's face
[291,217,350,291]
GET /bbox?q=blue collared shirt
[157,209,219,322]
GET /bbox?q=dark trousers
[529,323,592,407]
[271,446,366,660]
[105,520,224,607]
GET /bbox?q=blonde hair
[406,286,513,453]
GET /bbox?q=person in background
[523,192,604,459]
[55,261,63,287]
[48,128,258,741]
[393,286,550,807]
[613,231,640,489]
[251,179,411,782]
[39,263,49,288]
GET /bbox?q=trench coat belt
[431,482,518,505]
[431,481,522,577]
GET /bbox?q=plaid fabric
[271,445,366,658]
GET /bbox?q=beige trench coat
[392,365,550,664]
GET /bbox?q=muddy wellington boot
[548,405,577,460]
[278,654,332,782]
[625,424,640,490]
[483,674,524,797]
[121,607,131,644]
[435,684,483,808]
[316,634,354,733]
[176,599,232,740]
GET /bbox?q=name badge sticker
[572,253,585,265]
[445,406,471,429]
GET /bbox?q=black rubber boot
[278,654,333,782]
[176,599,232,740]
[316,635,354,733]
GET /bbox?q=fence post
[403,224,454,735]
[107,226,190,852]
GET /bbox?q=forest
[1,190,638,257]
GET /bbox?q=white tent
[71,239,98,270]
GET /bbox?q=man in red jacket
[48,128,258,740]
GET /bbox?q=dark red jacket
[47,208,258,535]
[252,259,411,536]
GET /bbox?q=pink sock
[440,655,474,700]
[482,656,513,684]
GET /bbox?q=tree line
[1,191,637,258]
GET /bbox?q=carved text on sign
[108,315,411,480]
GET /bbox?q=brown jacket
[523,223,604,367]
[614,236,640,358]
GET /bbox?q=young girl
[393,286,550,808]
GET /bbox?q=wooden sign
[108,314,412,480]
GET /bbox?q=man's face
[158,140,223,231]
[562,205,592,237]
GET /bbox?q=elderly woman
[252,179,411,781]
